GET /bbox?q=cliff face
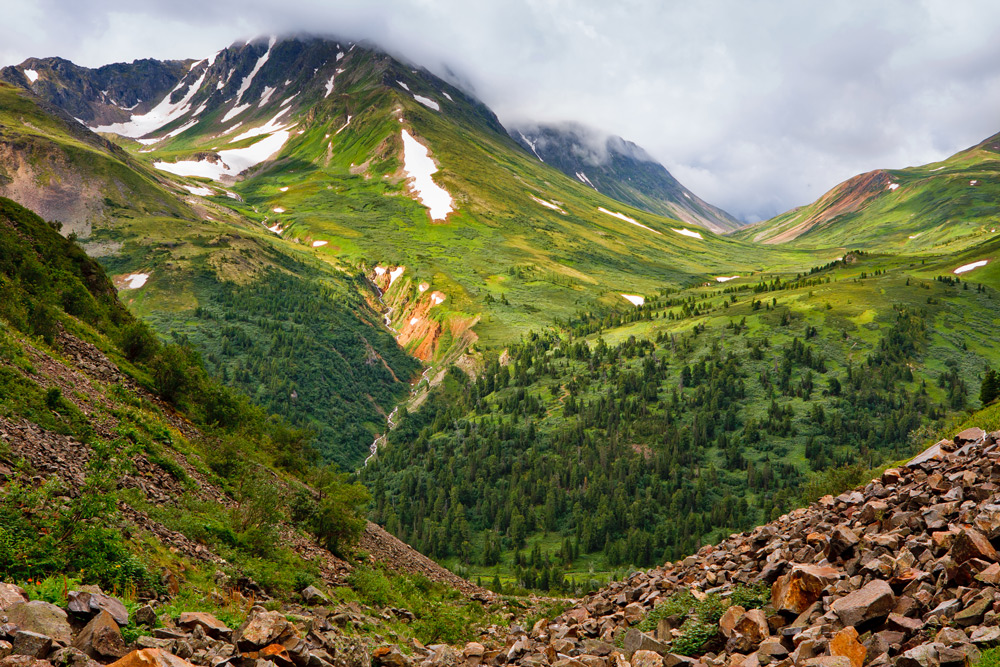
[492,426,1000,667]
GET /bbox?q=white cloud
[6,1,1000,221]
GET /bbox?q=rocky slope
[469,425,1000,667]
[510,123,741,233]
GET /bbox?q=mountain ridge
[511,121,742,233]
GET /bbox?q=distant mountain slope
[734,132,1000,251]
[510,122,741,233]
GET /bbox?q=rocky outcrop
[482,427,1000,667]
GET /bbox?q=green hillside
[734,133,1000,252]
[0,81,419,468]
[362,245,1000,593]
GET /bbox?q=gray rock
[5,602,72,646]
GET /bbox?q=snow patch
[280,186,289,192]
[442,91,453,102]
[258,86,276,107]
[122,273,149,289]
[887,183,899,191]
[389,266,405,286]
[312,240,328,247]
[908,233,922,240]
[164,119,197,138]
[715,276,739,282]
[400,130,454,220]
[280,94,297,107]
[413,95,440,111]
[418,282,429,293]
[335,115,352,135]
[672,228,703,240]
[23,69,38,83]
[930,166,945,171]
[410,317,419,326]
[597,207,662,235]
[620,294,644,306]
[519,132,544,162]
[235,37,274,104]
[324,74,336,97]
[374,266,387,276]
[337,52,344,61]
[221,103,251,123]
[530,194,566,214]
[267,223,282,234]
[396,80,410,91]
[971,180,980,186]
[575,171,598,190]
[230,107,291,142]
[273,207,285,213]
[183,185,214,196]
[91,69,207,138]
[954,260,988,274]
[153,130,291,180]
[430,291,446,306]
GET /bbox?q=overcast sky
[5,0,1000,221]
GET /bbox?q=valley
[2,23,1000,667]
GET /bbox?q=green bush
[672,617,719,656]
[976,648,1000,667]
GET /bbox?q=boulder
[5,602,72,646]
[953,597,992,627]
[0,585,28,612]
[831,579,895,627]
[73,610,127,660]
[66,591,129,626]
[176,612,231,640]
[951,528,998,564]
[720,606,746,638]
[11,632,52,659]
[830,627,866,667]
[236,611,292,650]
[371,646,412,667]
[0,658,54,667]
[631,651,665,667]
[108,649,198,667]
[771,565,840,615]
[623,629,669,658]
[829,525,860,559]
[133,606,157,627]
[300,586,329,606]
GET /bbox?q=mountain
[510,122,742,233]
[0,78,420,468]
[734,132,1000,252]
[5,35,807,358]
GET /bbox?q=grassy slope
[135,50,817,358]
[0,83,419,468]
[363,243,1000,591]
[734,134,1000,253]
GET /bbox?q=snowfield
[400,130,454,220]
[413,95,440,111]
[715,276,739,282]
[620,294,644,306]
[597,207,662,235]
[954,260,989,274]
[154,128,291,180]
[24,69,38,83]
[389,267,405,286]
[672,228,704,240]
[887,183,899,191]
[312,240,328,247]
[91,69,207,138]
[122,273,149,289]
[183,185,214,196]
